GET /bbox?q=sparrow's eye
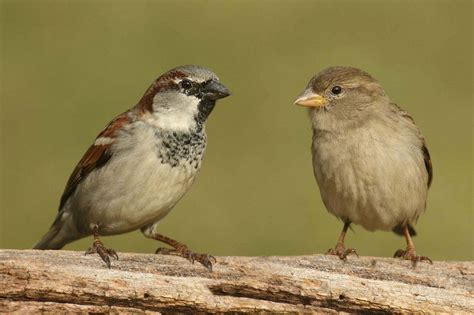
[180,79,193,90]
[331,86,342,95]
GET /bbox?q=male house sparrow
[294,66,432,264]
[34,65,231,270]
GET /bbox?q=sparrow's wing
[59,111,131,210]
[421,140,433,188]
[390,103,433,188]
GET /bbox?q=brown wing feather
[390,103,433,188]
[59,112,130,210]
[421,140,433,188]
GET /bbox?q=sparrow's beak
[294,90,327,108]
[202,80,232,100]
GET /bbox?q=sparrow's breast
[311,120,428,231]
[70,121,207,235]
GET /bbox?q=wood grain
[0,250,472,313]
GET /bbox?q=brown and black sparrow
[34,65,231,270]
[294,66,433,265]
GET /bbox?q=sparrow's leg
[85,225,118,268]
[393,225,432,266]
[326,222,358,260]
[141,225,215,271]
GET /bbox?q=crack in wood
[0,250,472,313]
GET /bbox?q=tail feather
[392,224,417,237]
[33,212,75,249]
[33,223,64,249]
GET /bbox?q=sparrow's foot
[155,246,216,271]
[85,239,119,268]
[394,247,432,266]
[326,244,358,261]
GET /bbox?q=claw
[395,226,432,267]
[344,248,359,259]
[418,256,433,264]
[101,254,111,268]
[85,247,95,255]
[107,248,119,260]
[155,247,172,255]
[394,249,405,259]
[209,255,217,264]
[199,255,214,272]
[155,246,215,271]
[148,233,215,271]
[394,248,432,267]
[327,245,358,261]
[84,239,118,268]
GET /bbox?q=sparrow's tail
[33,212,75,249]
[392,224,417,237]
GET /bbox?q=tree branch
[0,250,472,313]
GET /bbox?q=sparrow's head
[294,66,387,116]
[137,65,231,131]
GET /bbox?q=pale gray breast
[69,123,207,234]
[311,112,428,230]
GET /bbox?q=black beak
[201,80,231,100]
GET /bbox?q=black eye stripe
[178,79,207,99]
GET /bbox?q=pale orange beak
[294,90,327,108]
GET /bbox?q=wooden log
[0,250,472,313]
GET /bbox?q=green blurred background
[0,0,472,261]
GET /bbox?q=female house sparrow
[294,66,432,264]
[34,65,231,270]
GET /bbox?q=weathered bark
[0,249,472,313]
